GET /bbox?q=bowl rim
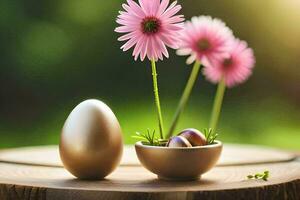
[135,140,222,150]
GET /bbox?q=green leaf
[247,170,270,181]
[247,175,254,179]
[131,136,146,140]
[203,128,218,144]
[132,129,163,146]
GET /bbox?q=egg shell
[59,99,123,179]
[178,128,207,146]
[166,136,192,147]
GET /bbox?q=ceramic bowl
[135,141,222,181]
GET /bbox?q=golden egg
[59,99,123,179]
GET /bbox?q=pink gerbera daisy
[177,16,234,65]
[203,39,255,87]
[115,0,184,61]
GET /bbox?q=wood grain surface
[0,144,296,167]
[0,145,299,200]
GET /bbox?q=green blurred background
[0,0,299,149]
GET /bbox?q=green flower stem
[166,61,201,138]
[151,59,165,139]
[209,77,226,132]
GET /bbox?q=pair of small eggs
[166,129,207,147]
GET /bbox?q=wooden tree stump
[0,144,299,200]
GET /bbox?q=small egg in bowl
[135,140,222,181]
